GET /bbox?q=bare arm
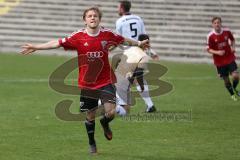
[122,37,149,48]
[21,40,61,55]
[230,40,236,53]
[207,48,225,56]
[146,48,159,60]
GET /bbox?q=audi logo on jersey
[86,51,104,60]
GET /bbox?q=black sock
[232,79,239,91]
[225,82,234,95]
[85,119,95,145]
[100,115,114,124]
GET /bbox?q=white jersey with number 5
[116,14,146,40]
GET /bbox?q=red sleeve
[108,31,125,47]
[58,32,79,50]
[228,31,235,41]
[207,35,214,51]
[112,32,125,45]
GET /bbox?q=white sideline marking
[165,76,217,80]
[0,76,217,83]
[0,78,49,83]
[0,78,77,83]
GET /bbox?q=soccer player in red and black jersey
[21,7,149,154]
[207,16,240,101]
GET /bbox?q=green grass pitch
[0,53,240,160]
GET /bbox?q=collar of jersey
[213,29,223,35]
[124,12,131,15]
[85,28,100,37]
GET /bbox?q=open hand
[139,39,150,48]
[20,43,36,55]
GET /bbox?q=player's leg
[99,84,116,140]
[100,102,115,140]
[217,65,237,101]
[80,90,99,154]
[115,94,129,116]
[85,109,97,154]
[222,76,235,95]
[136,79,156,112]
[232,72,240,96]
[115,77,131,116]
[116,104,127,116]
[229,61,240,96]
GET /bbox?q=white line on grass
[0,78,77,83]
[165,76,217,80]
[0,76,217,83]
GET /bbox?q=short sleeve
[228,31,235,41]
[58,32,79,50]
[107,31,125,49]
[206,35,214,50]
[115,19,122,35]
[140,18,146,34]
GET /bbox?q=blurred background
[0,0,240,62]
[1,1,240,160]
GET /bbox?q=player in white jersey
[116,1,157,113]
[115,34,150,116]
[116,12,145,39]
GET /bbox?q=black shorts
[80,84,116,112]
[216,61,238,77]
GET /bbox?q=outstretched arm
[21,40,61,55]
[122,37,149,48]
[146,48,159,61]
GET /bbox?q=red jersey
[59,27,124,89]
[207,28,235,67]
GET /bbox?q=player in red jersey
[20,7,149,154]
[207,16,240,101]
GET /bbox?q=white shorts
[115,74,131,106]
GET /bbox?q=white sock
[116,105,127,116]
[98,99,103,106]
[136,80,154,108]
